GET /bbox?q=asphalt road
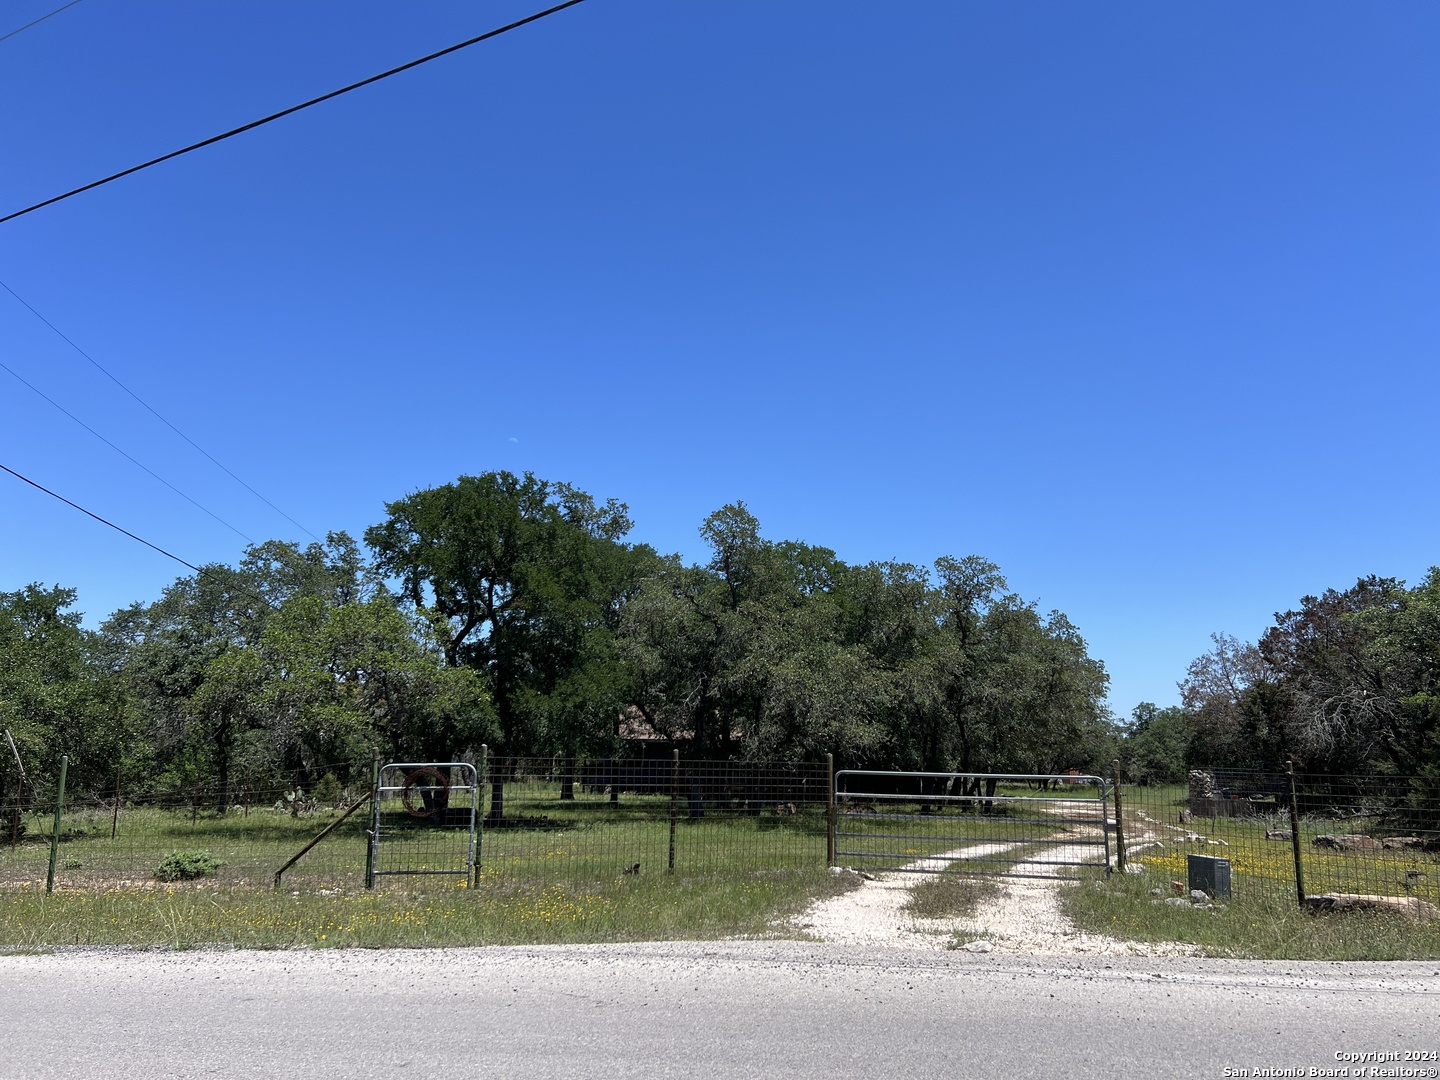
[3,942,1438,1079]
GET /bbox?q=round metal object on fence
[401,767,451,819]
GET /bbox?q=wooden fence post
[110,764,123,840]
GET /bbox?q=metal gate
[368,762,479,887]
[831,770,1113,880]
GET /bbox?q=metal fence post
[825,753,836,867]
[474,744,488,886]
[364,749,380,890]
[669,749,678,873]
[1111,759,1126,873]
[46,755,68,894]
[1285,759,1306,907]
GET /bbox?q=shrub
[155,850,222,881]
[314,773,343,808]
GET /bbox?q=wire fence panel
[10,757,1433,911]
[1119,770,1440,910]
[1,778,376,893]
[476,757,829,883]
[0,757,831,894]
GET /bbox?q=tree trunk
[214,709,232,816]
[560,753,575,801]
[488,756,506,822]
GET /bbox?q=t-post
[1285,759,1306,907]
[46,755,68,894]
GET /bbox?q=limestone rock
[1311,834,1380,851]
[1303,893,1439,921]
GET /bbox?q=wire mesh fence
[477,756,829,883]
[1,780,374,893]
[1119,769,1440,912]
[0,755,831,894]
[8,754,1437,911]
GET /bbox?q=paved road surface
[3,941,1438,1079]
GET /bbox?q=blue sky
[1,0,1436,720]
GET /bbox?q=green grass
[903,873,1005,920]
[0,792,833,891]
[0,867,857,950]
[1061,866,1440,960]
[1121,785,1440,906]
[0,791,860,949]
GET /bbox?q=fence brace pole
[826,753,836,868]
[1285,759,1306,907]
[669,749,678,873]
[5,728,26,850]
[46,754,68,894]
[1111,759,1126,874]
[110,764,123,840]
[364,749,381,890]
[274,790,373,890]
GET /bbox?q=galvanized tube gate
[368,762,479,887]
[831,770,1114,880]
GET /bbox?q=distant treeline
[1124,571,1440,784]
[1,471,1116,805]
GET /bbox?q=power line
[0,0,588,227]
[1,461,281,612]
[0,356,254,543]
[0,277,323,543]
[1,462,200,573]
[0,0,86,45]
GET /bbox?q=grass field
[10,778,1436,957]
[1061,782,1440,959]
[0,868,860,950]
[1,786,835,890]
[1121,784,1440,906]
[0,788,860,949]
[1061,864,1440,960]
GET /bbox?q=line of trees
[1122,571,1440,782]
[2,471,1116,805]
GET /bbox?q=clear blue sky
[2,1,1436,721]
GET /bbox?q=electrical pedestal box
[1187,854,1232,899]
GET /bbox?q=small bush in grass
[155,851,222,881]
[313,773,343,809]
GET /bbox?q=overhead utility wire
[0,0,588,226]
[0,356,254,543]
[0,278,322,543]
[1,462,200,573]
[0,462,280,611]
[0,0,86,45]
